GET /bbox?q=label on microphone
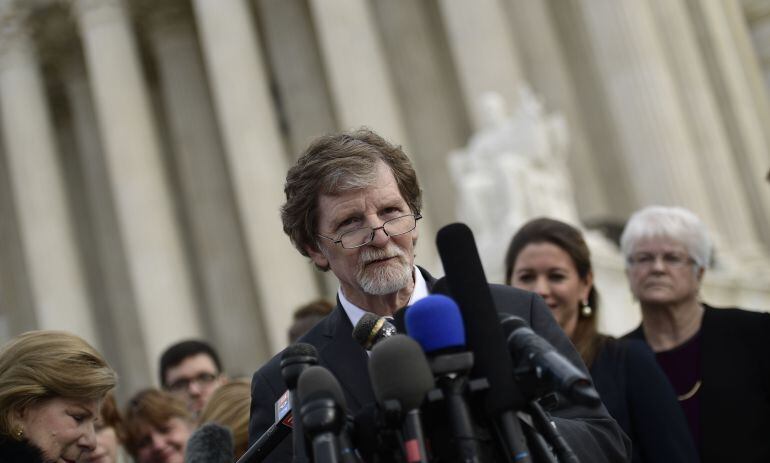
[274,390,292,426]
[404,439,422,463]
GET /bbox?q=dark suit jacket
[591,337,698,463]
[625,304,770,462]
[249,268,630,462]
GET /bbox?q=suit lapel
[318,305,374,411]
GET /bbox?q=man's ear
[305,244,329,270]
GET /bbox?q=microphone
[435,223,531,462]
[237,395,294,463]
[298,366,351,463]
[406,294,482,463]
[368,334,434,463]
[185,422,234,463]
[281,343,319,461]
[353,313,397,350]
[500,315,600,406]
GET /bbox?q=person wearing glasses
[159,340,228,416]
[620,205,770,462]
[247,127,630,462]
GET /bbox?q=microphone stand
[527,400,579,463]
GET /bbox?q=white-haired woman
[620,206,770,462]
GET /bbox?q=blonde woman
[0,330,117,463]
[198,380,251,460]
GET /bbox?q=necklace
[677,379,701,401]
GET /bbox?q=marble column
[686,0,770,249]
[370,0,471,228]
[145,1,271,371]
[0,136,37,340]
[0,3,97,344]
[547,0,635,219]
[648,0,766,266]
[307,0,442,274]
[255,0,336,159]
[504,0,610,223]
[743,1,770,96]
[437,0,525,131]
[191,0,320,353]
[73,0,202,369]
[58,52,152,393]
[575,0,720,235]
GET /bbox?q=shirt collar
[339,266,429,328]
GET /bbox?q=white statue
[449,88,583,282]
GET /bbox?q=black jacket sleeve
[492,284,632,462]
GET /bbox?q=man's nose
[369,225,390,247]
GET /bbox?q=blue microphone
[406,294,482,463]
[406,294,465,354]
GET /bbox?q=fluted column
[504,0,610,222]
[744,1,770,95]
[73,0,202,367]
[687,0,770,248]
[145,1,271,370]
[58,52,152,393]
[306,0,441,274]
[370,0,471,227]
[647,0,767,266]
[255,0,336,159]
[191,0,320,353]
[437,0,525,131]
[576,0,720,234]
[0,3,97,343]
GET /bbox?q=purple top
[655,331,702,455]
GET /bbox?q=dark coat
[249,268,630,462]
[591,337,698,463]
[625,304,770,462]
[0,437,46,463]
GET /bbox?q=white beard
[356,244,412,295]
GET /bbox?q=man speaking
[248,128,630,462]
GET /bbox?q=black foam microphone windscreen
[352,313,397,350]
[185,422,234,463]
[369,335,434,463]
[368,334,435,412]
[436,223,526,413]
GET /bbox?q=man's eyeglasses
[166,372,219,392]
[627,252,695,269]
[317,213,421,249]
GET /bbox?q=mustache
[359,244,406,264]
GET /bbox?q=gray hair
[620,206,713,269]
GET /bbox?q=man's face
[306,161,417,306]
[163,353,226,415]
[626,236,703,308]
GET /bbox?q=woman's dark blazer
[591,337,698,462]
[625,304,770,462]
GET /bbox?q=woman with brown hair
[124,389,193,463]
[0,330,117,463]
[505,218,698,463]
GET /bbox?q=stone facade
[0,0,768,398]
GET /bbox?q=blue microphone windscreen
[406,294,466,353]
